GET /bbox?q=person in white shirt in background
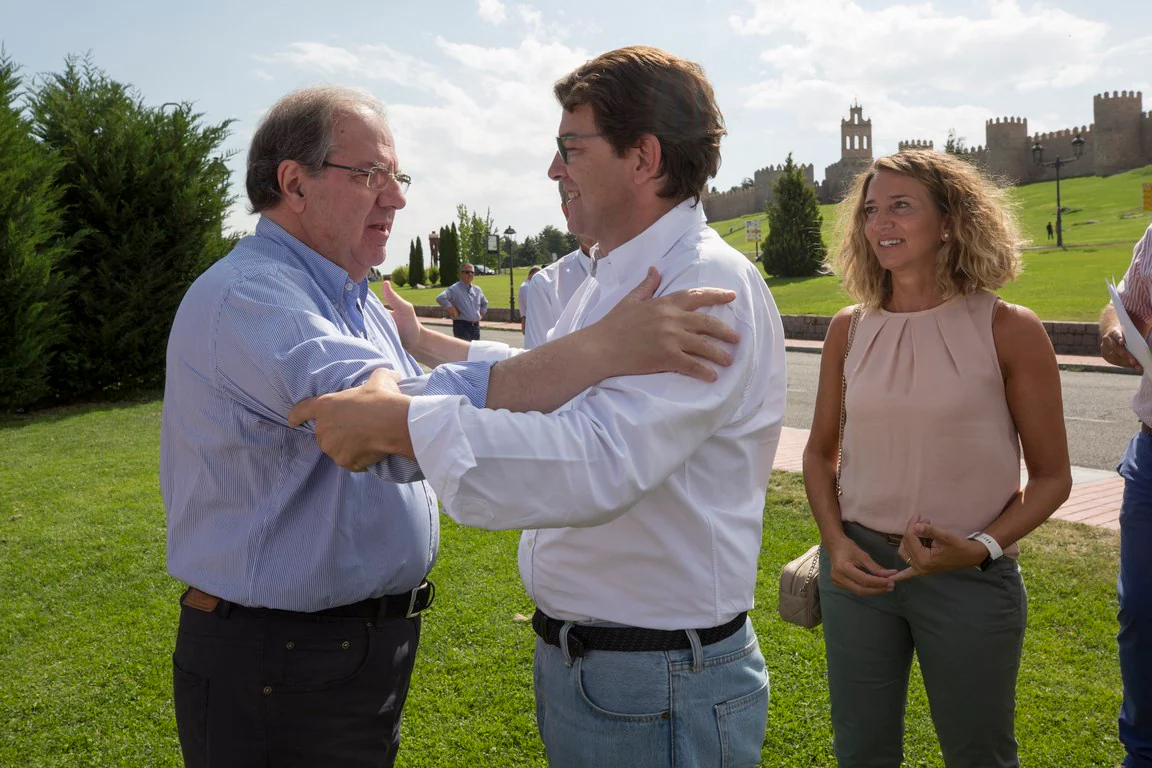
[291,45,786,767]
[517,265,541,334]
[521,182,596,348]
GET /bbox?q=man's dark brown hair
[554,46,726,204]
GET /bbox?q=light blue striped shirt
[161,217,491,612]
[436,281,488,322]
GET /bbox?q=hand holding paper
[1107,279,1152,376]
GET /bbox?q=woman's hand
[824,535,898,596]
[893,514,987,581]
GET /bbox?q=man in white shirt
[522,183,595,348]
[517,265,541,334]
[292,45,786,767]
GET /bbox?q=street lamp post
[504,225,517,321]
[1031,133,1085,249]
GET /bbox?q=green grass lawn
[0,400,1126,766]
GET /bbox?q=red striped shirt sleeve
[1117,224,1152,325]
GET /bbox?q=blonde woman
[803,150,1072,767]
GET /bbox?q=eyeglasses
[555,133,605,164]
[322,161,411,193]
[459,270,475,274]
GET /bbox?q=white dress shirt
[521,247,592,348]
[408,199,787,630]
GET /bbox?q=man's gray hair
[246,86,388,213]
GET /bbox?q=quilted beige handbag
[777,306,862,629]
[778,544,822,628]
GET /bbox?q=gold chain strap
[835,305,863,497]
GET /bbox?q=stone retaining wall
[415,307,1101,356]
[781,314,1100,356]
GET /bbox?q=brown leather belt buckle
[181,587,221,613]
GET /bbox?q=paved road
[450,327,1139,471]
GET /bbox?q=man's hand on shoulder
[590,266,739,383]
[288,368,415,469]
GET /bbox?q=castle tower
[984,116,1031,183]
[841,103,873,161]
[1093,90,1144,176]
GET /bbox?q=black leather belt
[531,609,746,658]
[182,580,435,623]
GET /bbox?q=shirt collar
[255,216,368,304]
[590,199,706,286]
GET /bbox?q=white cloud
[733,0,1110,97]
[246,22,590,271]
[477,0,508,24]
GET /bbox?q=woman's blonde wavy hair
[828,149,1023,309]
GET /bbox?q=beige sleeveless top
[839,291,1020,540]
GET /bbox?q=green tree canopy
[760,153,826,278]
[0,52,74,410]
[28,54,236,400]
[409,235,425,286]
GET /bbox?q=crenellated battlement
[1032,125,1093,143]
[897,139,934,151]
[1095,90,1143,103]
[986,116,1026,126]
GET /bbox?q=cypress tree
[0,52,74,410]
[409,235,425,287]
[760,153,826,278]
[28,54,235,400]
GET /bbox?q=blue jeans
[1118,433,1152,768]
[533,617,769,768]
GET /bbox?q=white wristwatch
[967,532,1004,571]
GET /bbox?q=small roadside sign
[1143,183,1152,212]
[745,219,762,242]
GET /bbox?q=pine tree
[409,236,425,287]
[0,52,74,410]
[27,54,236,400]
[760,153,826,278]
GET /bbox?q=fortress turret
[984,116,1032,183]
[1094,90,1143,176]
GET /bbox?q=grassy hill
[386,165,1152,321]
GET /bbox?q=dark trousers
[173,594,421,767]
[451,319,480,341]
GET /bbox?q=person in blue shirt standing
[161,84,743,768]
[437,262,488,339]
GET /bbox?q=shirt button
[285,641,295,650]
[345,282,355,291]
[263,686,273,695]
[341,641,350,650]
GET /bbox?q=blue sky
[4,0,1149,270]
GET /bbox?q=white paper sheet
[1108,279,1152,375]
